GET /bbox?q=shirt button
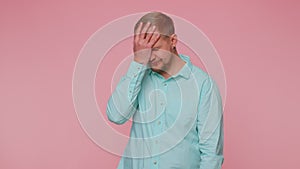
[158,121,161,125]
[160,102,164,106]
[153,161,157,165]
[163,83,167,86]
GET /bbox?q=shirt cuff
[126,60,148,79]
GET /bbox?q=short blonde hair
[134,11,175,37]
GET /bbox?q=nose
[149,52,156,62]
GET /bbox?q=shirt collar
[173,54,192,79]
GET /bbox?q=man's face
[149,36,174,73]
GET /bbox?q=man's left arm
[197,76,224,169]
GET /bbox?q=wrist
[134,57,148,65]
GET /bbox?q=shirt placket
[151,76,169,169]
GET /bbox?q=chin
[151,65,163,72]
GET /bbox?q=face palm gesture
[133,22,161,65]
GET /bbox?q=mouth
[150,60,160,66]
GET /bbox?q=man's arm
[106,22,160,125]
[197,76,224,169]
[106,61,148,124]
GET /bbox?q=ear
[170,34,178,48]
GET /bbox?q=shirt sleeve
[197,76,224,169]
[106,60,148,124]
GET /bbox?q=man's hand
[133,22,161,65]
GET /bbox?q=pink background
[1,0,300,169]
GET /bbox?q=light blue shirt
[106,54,224,169]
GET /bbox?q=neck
[160,53,186,79]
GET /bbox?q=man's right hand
[133,22,161,65]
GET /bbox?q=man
[106,11,224,169]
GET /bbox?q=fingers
[148,31,161,47]
[144,25,156,43]
[140,22,151,39]
[134,22,161,48]
[136,22,143,34]
[134,22,143,42]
